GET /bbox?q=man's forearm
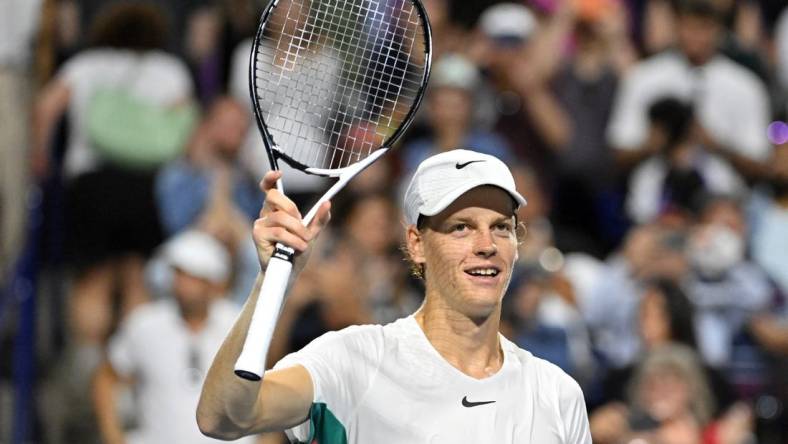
[197,273,268,439]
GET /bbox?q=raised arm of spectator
[513,1,576,152]
[528,0,575,84]
[508,51,573,152]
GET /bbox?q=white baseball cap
[403,149,527,226]
[479,3,537,41]
[164,230,231,284]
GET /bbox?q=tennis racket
[234,0,431,380]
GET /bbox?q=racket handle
[234,251,293,381]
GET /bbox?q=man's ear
[406,225,426,265]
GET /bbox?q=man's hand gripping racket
[234,0,431,380]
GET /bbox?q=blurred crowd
[2,0,788,443]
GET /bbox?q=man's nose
[474,229,497,258]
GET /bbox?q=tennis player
[198,149,592,443]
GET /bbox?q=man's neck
[414,299,504,379]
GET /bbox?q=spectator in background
[581,223,689,368]
[93,230,258,444]
[591,344,754,444]
[607,0,771,183]
[31,1,194,388]
[751,143,788,301]
[183,0,257,106]
[156,97,260,235]
[329,192,419,325]
[155,97,262,305]
[643,0,770,81]
[504,267,575,375]
[0,0,43,277]
[626,97,743,224]
[401,54,513,173]
[474,2,570,185]
[420,0,467,61]
[594,279,736,413]
[503,263,596,383]
[685,195,772,369]
[550,0,635,256]
[504,167,598,383]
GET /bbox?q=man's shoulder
[273,323,387,378]
[280,318,418,369]
[304,323,387,356]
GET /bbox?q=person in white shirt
[30,3,196,391]
[607,0,770,182]
[93,230,257,444]
[197,149,592,443]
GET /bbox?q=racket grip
[234,253,293,381]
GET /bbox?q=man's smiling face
[409,186,519,319]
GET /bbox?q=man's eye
[452,223,468,232]
[494,223,513,233]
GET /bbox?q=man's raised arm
[196,171,331,439]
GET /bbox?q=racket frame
[248,0,433,180]
[235,0,432,381]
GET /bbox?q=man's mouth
[464,267,500,278]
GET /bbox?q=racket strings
[253,0,427,170]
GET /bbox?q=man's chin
[459,292,504,323]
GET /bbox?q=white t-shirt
[273,316,591,443]
[57,49,193,178]
[607,51,771,161]
[108,299,256,444]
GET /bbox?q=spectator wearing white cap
[93,230,257,444]
[198,149,591,443]
[473,2,572,188]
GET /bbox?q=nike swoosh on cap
[455,160,486,169]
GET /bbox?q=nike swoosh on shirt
[461,396,496,407]
[455,160,486,169]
